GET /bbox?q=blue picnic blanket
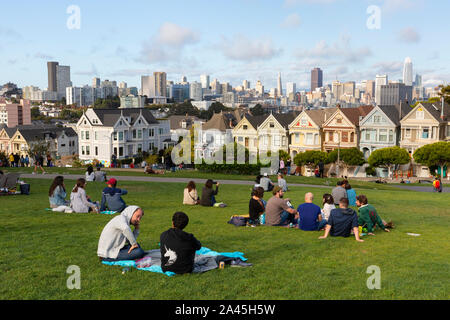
[101,246,247,277]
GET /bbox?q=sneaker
[230,258,252,268]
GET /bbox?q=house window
[81,131,85,140]
[120,120,123,125]
[94,131,98,140]
[119,132,123,141]
[365,130,371,141]
[389,130,394,142]
[273,135,280,146]
[295,133,300,143]
[269,122,274,128]
[119,147,123,156]
[159,128,164,135]
[81,146,85,155]
[300,118,308,126]
[328,131,333,142]
[113,132,117,141]
[416,111,424,120]
[238,137,243,142]
[181,121,187,128]
[373,115,381,123]
[149,128,155,137]
[138,130,142,139]
[149,142,155,150]
[379,129,387,142]
[350,132,355,142]
[422,128,429,139]
[61,144,66,147]
[405,129,411,138]
[314,134,319,145]
[243,125,248,130]
[305,133,313,145]
[86,146,90,155]
[342,132,348,142]
[138,144,142,153]
[336,118,342,124]
[85,131,89,140]
[133,130,136,139]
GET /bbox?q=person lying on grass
[97,205,145,262]
[356,195,391,235]
[160,211,201,275]
[100,178,128,213]
[319,198,364,242]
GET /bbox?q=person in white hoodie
[97,205,145,261]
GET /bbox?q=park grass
[0,178,449,300]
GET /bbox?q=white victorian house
[257,113,298,154]
[76,108,171,165]
[232,114,269,153]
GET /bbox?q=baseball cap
[106,178,117,185]
[272,186,282,195]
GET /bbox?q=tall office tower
[93,77,101,88]
[200,74,210,89]
[189,81,203,101]
[255,80,264,96]
[332,80,343,100]
[221,82,232,94]
[141,72,167,98]
[378,83,413,105]
[366,80,375,99]
[375,74,388,105]
[403,57,413,86]
[311,67,323,92]
[286,82,296,96]
[414,74,422,87]
[242,80,250,90]
[181,75,187,83]
[47,61,58,92]
[56,65,72,100]
[343,81,355,96]
[211,79,221,94]
[277,72,283,96]
[119,82,127,89]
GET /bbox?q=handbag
[20,183,30,195]
[228,215,248,227]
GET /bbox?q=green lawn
[1,178,449,299]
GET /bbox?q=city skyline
[0,0,449,90]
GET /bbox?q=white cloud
[382,0,417,13]
[74,64,99,76]
[372,61,404,74]
[219,35,282,62]
[137,22,199,64]
[397,27,420,43]
[34,52,54,60]
[280,13,301,28]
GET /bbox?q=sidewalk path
[22,173,450,193]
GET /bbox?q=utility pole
[336,137,340,177]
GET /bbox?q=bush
[196,161,263,175]
[365,166,377,177]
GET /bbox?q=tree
[328,147,365,177]
[250,104,266,116]
[368,146,411,178]
[294,150,328,173]
[199,102,232,120]
[27,140,50,157]
[438,84,450,105]
[31,107,41,119]
[413,141,450,178]
[93,96,120,109]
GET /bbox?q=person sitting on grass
[356,195,391,235]
[85,166,95,182]
[183,180,199,205]
[160,211,202,274]
[249,187,265,226]
[297,192,327,231]
[331,180,347,205]
[97,205,145,262]
[70,178,99,213]
[319,198,363,242]
[345,183,357,206]
[94,167,107,182]
[260,173,274,192]
[200,179,219,207]
[49,176,69,208]
[265,186,297,226]
[277,173,288,192]
[100,178,128,213]
[321,193,335,222]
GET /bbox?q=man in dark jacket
[319,198,363,242]
[160,212,202,274]
[100,178,128,212]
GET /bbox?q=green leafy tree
[294,150,328,173]
[30,107,41,119]
[413,141,450,178]
[27,140,50,157]
[93,96,120,109]
[250,104,266,116]
[438,84,450,105]
[368,146,411,178]
[328,147,365,177]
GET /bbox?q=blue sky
[0,0,449,90]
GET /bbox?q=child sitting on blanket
[160,212,202,275]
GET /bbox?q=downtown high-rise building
[403,57,413,86]
[277,72,283,97]
[375,74,388,105]
[200,74,210,89]
[189,81,203,101]
[255,80,264,96]
[378,83,413,105]
[242,80,250,90]
[286,82,296,96]
[47,61,72,100]
[141,72,167,98]
[92,77,101,88]
[311,68,323,92]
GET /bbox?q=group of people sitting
[48,175,127,213]
[244,178,392,242]
[254,172,288,192]
[182,179,221,207]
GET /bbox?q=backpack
[228,216,248,227]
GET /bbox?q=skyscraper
[47,61,72,99]
[311,68,323,92]
[286,82,296,96]
[375,74,388,105]
[93,77,100,88]
[403,57,413,86]
[47,62,58,92]
[277,72,283,97]
[141,72,167,98]
[256,80,264,96]
[200,74,210,89]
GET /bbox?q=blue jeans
[102,243,145,262]
[275,210,296,226]
[211,195,216,206]
[317,219,328,230]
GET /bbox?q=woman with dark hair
[321,193,335,221]
[183,180,199,205]
[200,179,219,206]
[70,178,98,213]
[49,176,69,208]
[85,166,95,182]
[249,187,265,226]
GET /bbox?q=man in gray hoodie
[97,205,146,261]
